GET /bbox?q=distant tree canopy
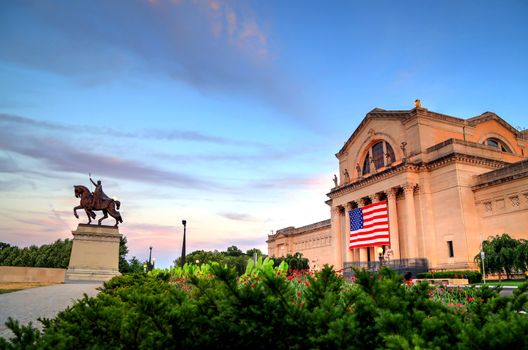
[0,236,143,273]
[117,236,145,274]
[273,252,310,271]
[0,239,72,268]
[474,233,528,279]
[174,246,266,275]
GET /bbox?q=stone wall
[0,266,66,283]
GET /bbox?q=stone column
[386,187,401,259]
[345,203,354,263]
[403,183,418,259]
[357,198,368,263]
[331,206,343,270]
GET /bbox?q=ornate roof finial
[414,99,422,108]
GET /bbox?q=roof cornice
[327,152,506,200]
[336,108,413,157]
[467,112,521,137]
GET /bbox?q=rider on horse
[90,178,113,210]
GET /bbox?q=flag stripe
[349,200,390,249]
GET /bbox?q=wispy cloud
[252,174,329,190]
[218,211,260,222]
[0,127,215,189]
[0,1,310,117]
[0,113,262,147]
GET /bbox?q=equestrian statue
[73,177,123,227]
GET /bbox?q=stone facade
[267,103,528,271]
[266,220,332,269]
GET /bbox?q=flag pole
[89,172,93,192]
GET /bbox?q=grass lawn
[476,279,528,287]
[0,282,54,294]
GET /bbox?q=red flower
[297,291,301,297]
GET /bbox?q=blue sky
[1,0,527,267]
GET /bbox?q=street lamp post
[148,246,153,271]
[181,220,187,267]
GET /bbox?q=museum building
[267,101,528,271]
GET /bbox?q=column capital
[386,187,398,199]
[346,202,353,210]
[402,182,417,193]
[332,206,342,215]
[370,193,382,203]
[357,198,367,207]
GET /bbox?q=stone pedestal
[66,224,122,281]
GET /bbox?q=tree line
[0,237,142,273]
[0,240,72,269]
[175,246,309,275]
[0,239,309,275]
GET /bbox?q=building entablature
[473,159,528,190]
[327,163,419,202]
[268,220,331,243]
[328,148,509,205]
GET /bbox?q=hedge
[417,270,483,284]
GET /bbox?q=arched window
[362,141,396,175]
[484,138,511,153]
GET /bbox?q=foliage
[417,270,483,284]
[0,240,72,268]
[117,236,145,273]
[3,261,528,349]
[225,245,243,256]
[273,252,309,271]
[118,236,129,272]
[0,236,143,274]
[245,248,263,257]
[174,246,265,275]
[474,234,526,279]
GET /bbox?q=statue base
[65,224,122,281]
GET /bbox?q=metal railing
[342,258,429,278]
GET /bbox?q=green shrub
[2,262,528,349]
[417,270,483,284]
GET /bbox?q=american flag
[349,201,390,249]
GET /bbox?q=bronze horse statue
[73,185,123,226]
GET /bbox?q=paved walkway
[0,281,102,339]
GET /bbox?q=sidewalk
[0,281,102,339]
